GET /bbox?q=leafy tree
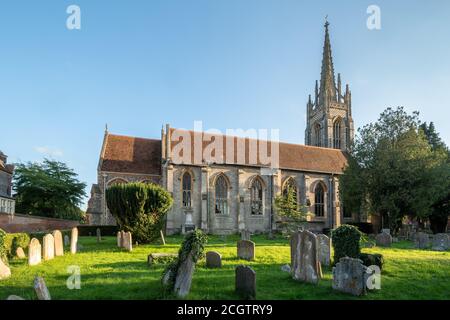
[274,186,308,234]
[106,182,173,243]
[340,107,449,233]
[13,159,86,220]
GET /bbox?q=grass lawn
[1,235,449,300]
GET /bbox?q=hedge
[0,228,6,262]
[4,233,30,258]
[331,224,362,264]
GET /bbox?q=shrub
[331,224,362,264]
[106,182,173,243]
[0,228,6,262]
[359,253,384,270]
[4,233,30,258]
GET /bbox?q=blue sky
[1,0,449,209]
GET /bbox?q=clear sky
[1,0,449,209]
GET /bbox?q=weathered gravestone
[415,232,431,249]
[122,232,133,251]
[16,247,26,259]
[235,265,256,299]
[70,227,78,254]
[375,232,392,247]
[28,238,42,266]
[281,264,291,273]
[332,257,367,296]
[0,258,11,280]
[317,234,331,266]
[64,235,70,246]
[43,234,55,260]
[241,230,251,241]
[53,230,64,256]
[34,276,51,300]
[205,251,222,268]
[117,231,123,247]
[6,295,25,300]
[96,228,102,243]
[291,230,321,284]
[237,240,255,260]
[432,233,449,251]
[381,228,391,235]
[173,251,195,298]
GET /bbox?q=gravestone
[34,276,51,300]
[432,233,449,251]
[375,232,392,247]
[117,231,123,247]
[205,251,222,268]
[64,235,70,246]
[6,295,25,300]
[332,257,367,296]
[122,232,133,251]
[0,258,11,280]
[241,230,251,241]
[16,247,26,259]
[53,230,64,256]
[96,228,102,243]
[415,232,431,249]
[70,227,78,254]
[28,238,42,266]
[381,228,390,235]
[147,253,177,266]
[235,265,256,299]
[43,234,55,260]
[174,251,195,298]
[281,264,291,273]
[291,230,321,284]
[237,240,255,260]
[317,234,331,266]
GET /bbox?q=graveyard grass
[1,235,449,300]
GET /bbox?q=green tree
[13,159,86,220]
[106,182,173,243]
[274,186,308,234]
[340,107,449,233]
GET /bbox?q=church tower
[305,21,354,152]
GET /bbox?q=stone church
[86,22,358,235]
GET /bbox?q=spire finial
[105,123,108,134]
[325,15,329,28]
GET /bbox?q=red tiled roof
[100,134,162,175]
[169,128,348,174]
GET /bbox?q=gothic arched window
[314,123,321,147]
[251,178,263,215]
[282,177,298,204]
[333,119,342,149]
[215,175,228,215]
[314,183,325,217]
[182,172,192,208]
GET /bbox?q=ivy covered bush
[4,233,30,258]
[359,253,384,270]
[106,182,173,243]
[0,228,6,262]
[331,224,362,264]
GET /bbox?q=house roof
[100,134,162,175]
[169,128,348,174]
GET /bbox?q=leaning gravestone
[0,258,11,280]
[70,227,78,254]
[332,257,367,296]
[205,251,222,268]
[6,295,25,300]
[235,265,256,299]
[53,230,64,257]
[375,232,392,247]
[432,233,449,251]
[28,238,42,266]
[241,230,251,241]
[43,234,55,261]
[16,247,26,259]
[34,276,51,300]
[173,251,196,298]
[96,228,102,243]
[415,232,431,249]
[317,234,331,266]
[291,230,321,284]
[122,232,133,251]
[237,240,255,260]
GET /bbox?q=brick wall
[0,212,79,233]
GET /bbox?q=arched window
[107,178,127,187]
[314,123,321,147]
[182,172,192,208]
[251,178,263,215]
[314,183,325,217]
[333,119,341,149]
[215,175,228,215]
[282,178,297,199]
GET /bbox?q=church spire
[319,18,337,105]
